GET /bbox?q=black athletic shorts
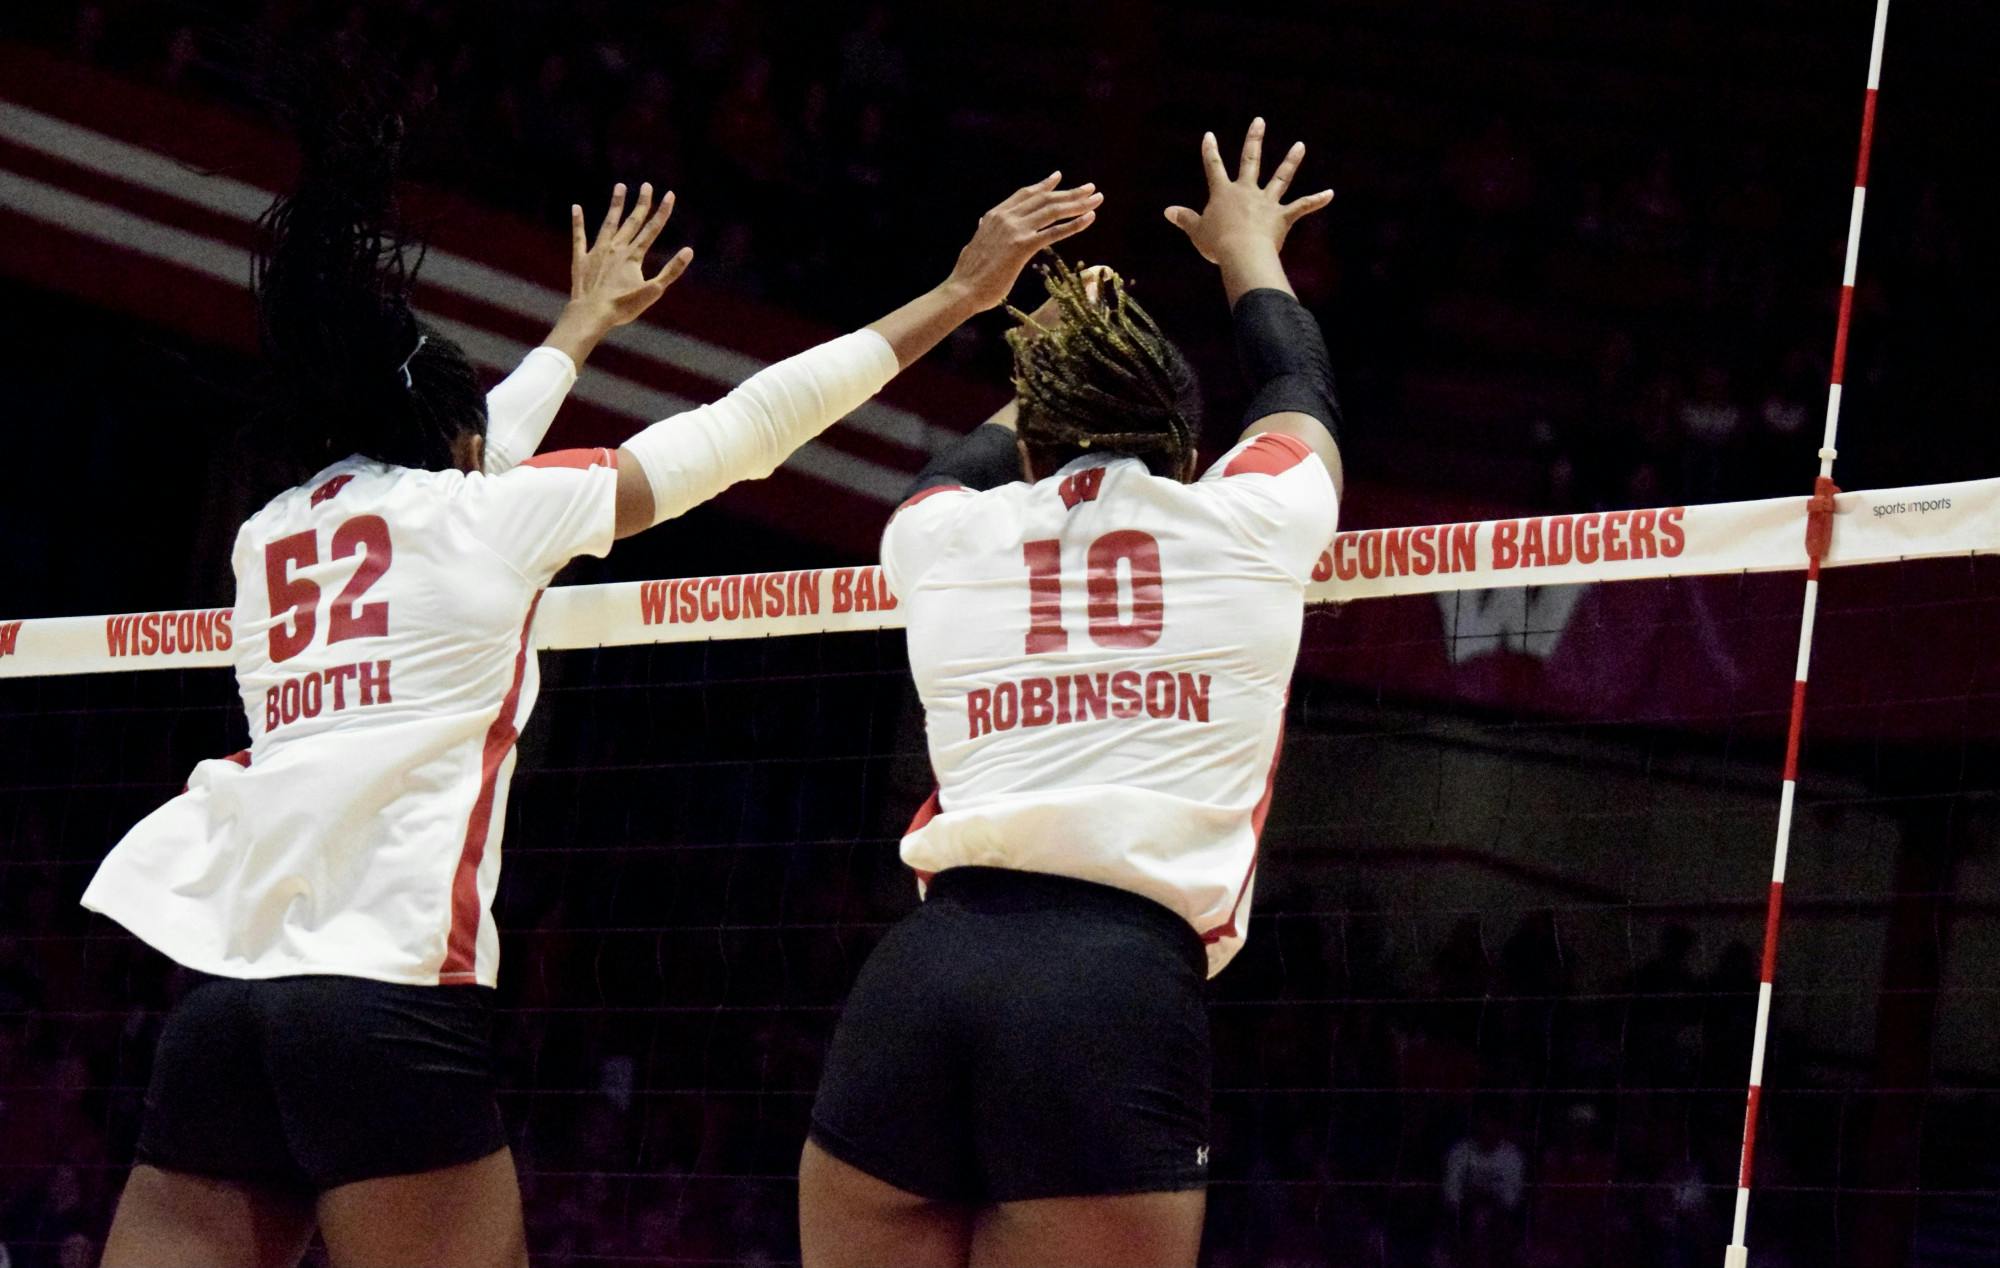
[810,866,1212,1203]
[135,972,505,1191]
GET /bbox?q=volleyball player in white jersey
[802,120,1341,1267]
[81,84,1100,1267]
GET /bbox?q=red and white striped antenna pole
[1726,1,1891,1264]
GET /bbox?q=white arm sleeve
[621,329,899,526]
[482,346,579,474]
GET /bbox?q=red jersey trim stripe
[182,748,250,794]
[905,789,942,891]
[905,788,943,834]
[1223,433,1312,478]
[1202,711,1287,945]
[523,447,619,471]
[439,592,542,982]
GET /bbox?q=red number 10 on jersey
[1021,531,1164,654]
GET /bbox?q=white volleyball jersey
[82,449,619,987]
[883,432,1338,976]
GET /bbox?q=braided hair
[252,53,485,479]
[1007,254,1202,482]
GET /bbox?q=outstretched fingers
[1020,186,1100,248]
[1018,183,1100,225]
[647,245,695,292]
[632,190,676,252]
[1032,207,1096,248]
[570,204,588,274]
[1026,193,1102,242]
[615,183,656,246]
[597,182,628,246]
[1238,116,1266,183]
[1001,171,1063,212]
[1200,131,1230,191]
[1284,188,1337,222]
[1267,141,1305,199]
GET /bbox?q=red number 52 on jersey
[264,516,394,663]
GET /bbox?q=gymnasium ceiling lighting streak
[0,99,940,502]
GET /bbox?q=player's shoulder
[418,449,610,510]
[880,478,1034,588]
[513,446,621,474]
[888,477,1033,528]
[1190,434,1337,521]
[464,447,620,500]
[1201,432,1320,483]
[891,480,978,517]
[1170,434,1338,575]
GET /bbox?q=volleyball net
[5,480,2000,1267]
[6,475,1998,674]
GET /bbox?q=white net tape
[3,477,1990,678]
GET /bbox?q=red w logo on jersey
[1058,467,1104,509]
[310,474,356,507]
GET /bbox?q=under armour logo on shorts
[1196,1145,1210,1167]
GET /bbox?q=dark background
[3,2,1999,1266]
[6,0,2000,618]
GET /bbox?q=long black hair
[1006,255,1203,482]
[252,55,484,476]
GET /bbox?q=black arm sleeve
[901,421,1024,502]
[1232,287,1342,443]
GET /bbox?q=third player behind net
[800,118,1342,1268]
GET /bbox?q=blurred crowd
[1201,909,1776,1268]
[10,0,1989,514]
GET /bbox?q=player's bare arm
[610,174,1100,535]
[866,172,1102,367]
[1166,118,1344,491]
[482,183,694,474]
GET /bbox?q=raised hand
[944,173,1103,312]
[1164,118,1332,266]
[540,182,694,369]
[569,181,694,328]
